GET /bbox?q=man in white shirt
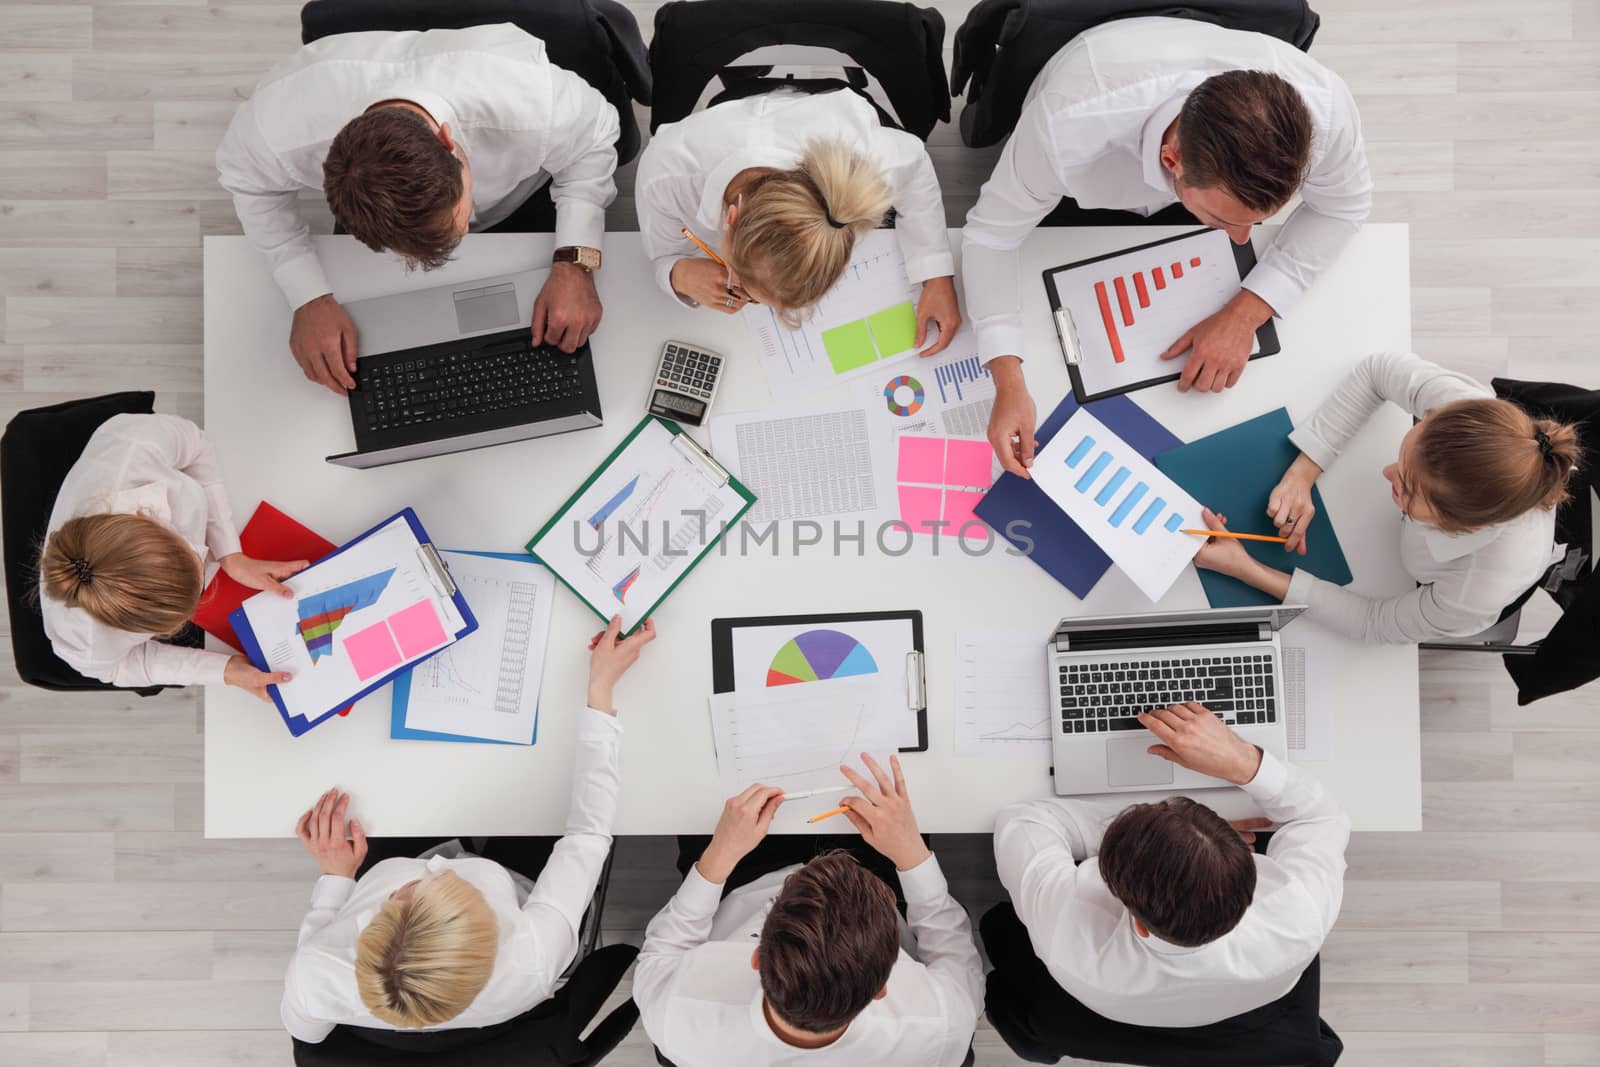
[963,18,1372,476]
[217,24,621,395]
[634,755,983,1066]
[991,702,1349,1038]
[280,616,654,1043]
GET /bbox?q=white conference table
[203,224,1418,838]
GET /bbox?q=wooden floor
[2,1,1598,1063]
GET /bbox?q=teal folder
[1154,408,1353,608]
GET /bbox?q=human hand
[224,654,291,702]
[1229,817,1273,847]
[914,276,961,356]
[289,294,358,395]
[220,554,308,598]
[839,753,932,872]
[585,615,656,714]
[1160,291,1270,393]
[295,787,368,878]
[697,784,785,884]
[670,257,749,314]
[1191,507,1254,577]
[1266,454,1323,555]
[986,357,1038,478]
[533,262,603,353]
[1137,702,1264,785]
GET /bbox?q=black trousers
[357,836,559,882]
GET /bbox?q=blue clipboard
[228,508,478,737]
[390,551,543,745]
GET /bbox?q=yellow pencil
[680,226,727,268]
[1181,529,1289,544]
[806,805,850,824]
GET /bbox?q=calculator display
[651,389,706,421]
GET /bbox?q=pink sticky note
[942,490,988,540]
[343,621,402,681]
[943,439,995,490]
[898,486,944,535]
[389,600,448,659]
[896,436,946,484]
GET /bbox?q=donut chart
[884,374,925,417]
[767,629,879,686]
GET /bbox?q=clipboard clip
[1053,308,1083,366]
[672,430,731,488]
[416,542,457,599]
[905,651,926,712]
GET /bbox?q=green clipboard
[525,414,756,636]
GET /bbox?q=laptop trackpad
[1106,739,1175,788]
[453,282,520,334]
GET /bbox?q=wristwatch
[553,246,602,272]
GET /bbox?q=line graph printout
[743,230,929,396]
[399,552,555,744]
[1049,228,1258,396]
[955,631,1052,761]
[709,676,900,796]
[1031,408,1204,602]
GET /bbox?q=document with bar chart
[1043,229,1279,402]
[1030,408,1204,602]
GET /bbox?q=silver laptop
[327,268,602,469]
[1047,606,1304,795]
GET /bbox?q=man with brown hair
[963,17,1371,477]
[634,756,982,1066]
[217,24,620,394]
[991,702,1350,1033]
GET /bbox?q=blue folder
[229,508,478,737]
[1153,408,1353,608]
[390,551,543,745]
[975,392,1183,598]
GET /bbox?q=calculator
[647,340,723,426]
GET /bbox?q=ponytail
[38,513,201,637]
[1412,399,1582,532]
[726,139,894,326]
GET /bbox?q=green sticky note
[822,318,877,374]
[868,302,918,357]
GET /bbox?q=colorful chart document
[862,325,996,444]
[743,230,930,396]
[1031,408,1204,602]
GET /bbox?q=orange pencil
[806,805,850,824]
[680,226,727,268]
[1181,529,1289,544]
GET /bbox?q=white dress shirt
[961,17,1372,363]
[634,854,983,1066]
[281,708,622,1043]
[994,752,1350,1028]
[635,89,954,302]
[1285,352,1562,644]
[41,414,240,688]
[217,24,621,310]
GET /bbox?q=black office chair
[0,392,171,697]
[654,1041,976,1067]
[950,0,1320,227]
[980,902,1343,1066]
[1421,377,1600,705]
[648,0,950,140]
[291,942,640,1067]
[300,0,652,171]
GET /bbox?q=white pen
[781,785,848,801]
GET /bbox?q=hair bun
[69,557,94,585]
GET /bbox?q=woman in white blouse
[282,615,656,1043]
[1194,352,1581,644]
[37,413,303,695]
[635,88,961,351]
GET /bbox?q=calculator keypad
[656,343,721,401]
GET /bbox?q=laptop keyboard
[1058,653,1277,735]
[353,335,585,435]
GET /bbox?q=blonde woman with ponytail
[636,88,961,351]
[38,413,305,695]
[1194,352,1582,644]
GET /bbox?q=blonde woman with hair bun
[636,87,961,351]
[281,615,657,1043]
[37,413,305,696]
